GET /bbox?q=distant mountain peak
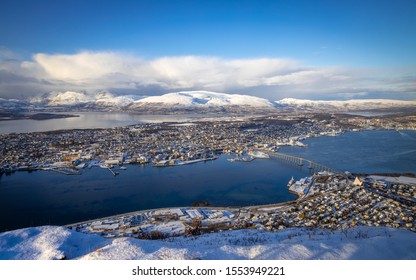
[132,90,275,108]
[29,91,143,108]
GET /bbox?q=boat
[119,166,127,170]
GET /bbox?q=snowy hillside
[30,91,95,106]
[276,98,416,110]
[30,91,143,108]
[132,91,275,108]
[95,95,141,107]
[0,226,414,260]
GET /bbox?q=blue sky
[0,0,415,100]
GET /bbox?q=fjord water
[280,130,416,174]
[0,130,415,232]
[0,155,301,232]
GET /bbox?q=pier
[265,151,340,174]
[104,166,119,176]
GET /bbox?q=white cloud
[31,52,302,91]
[0,50,415,100]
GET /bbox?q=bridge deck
[265,151,340,173]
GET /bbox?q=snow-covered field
[1,226,414,260]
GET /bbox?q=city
[1,112,415,175]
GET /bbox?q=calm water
[0,155,302,232]
[280,130,416,173]
[1,130,414,232]
[0,112,223,134]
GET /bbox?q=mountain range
[1,90,415,114]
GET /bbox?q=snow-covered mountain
[30,91,143,109]
[0,225,414,260]
[276,98,416,111]
[128,91,277,114]
[3,91,414,113]
[30,91,95,106]
[95,95,141,107]
[133,91,275,108]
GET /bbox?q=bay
[0,155,301,232]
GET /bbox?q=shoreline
[61,171,415,239]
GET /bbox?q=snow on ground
[0,226,110,260]
[150,221,186,236]
[1,226,415,260]
[370,175,416,185]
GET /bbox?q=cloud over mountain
[0,49,415,101]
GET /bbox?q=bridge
[265,151,340,174]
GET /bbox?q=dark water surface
[0,155,302,232]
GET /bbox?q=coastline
[61,171,415,240]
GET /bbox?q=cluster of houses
[250,174,415,232]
